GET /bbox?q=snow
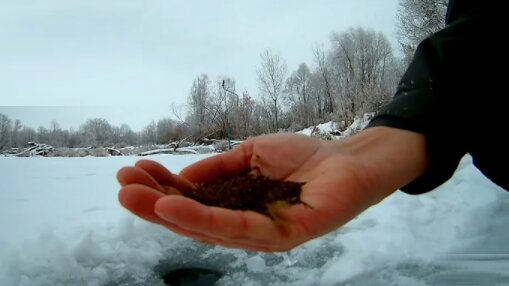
[297,122,339,136]
[138,146,217,156]
[297,113,374,138]
[11,143,55,157]
[1,154,509,285]
[139,148,198,156]
[339,112,375,137]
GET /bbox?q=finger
[154,195,293,246]
[159,219,279,252]
[117,166,165,193]
[180,144,253,183]
[135,160,196,193]
[134,160,176,186]
[247,133,321,180]
[118,184,167,225]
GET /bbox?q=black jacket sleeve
[366,2,505,193]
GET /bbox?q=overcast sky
[0,0,399,131]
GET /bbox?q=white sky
[0,0,400,131]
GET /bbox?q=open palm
[117,130,424,251]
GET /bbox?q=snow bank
[339,112,375,137]
[297,112,374,139]
[297,122,339,137]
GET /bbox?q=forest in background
[0,0,447,152]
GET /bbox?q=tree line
[0,0,446,150]
[181,0,446,140]
[0,114,185,149]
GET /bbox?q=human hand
[117,128,427,252]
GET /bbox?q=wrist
[327,127,429,199]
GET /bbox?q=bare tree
[285,63,315,129]
[108,124,138,147]
[156,118,177,144]
[170,103,192,140]
[235,91,255,138]
[313,44,335,115]
[170,103,187,123]
[187,74,212,139]
[10,119,23,148]
[47,119,69,147]
[79,118,113,147]
[330,27,395,122]
[250,101,272,135]
[212,77,236,139]
[0,113,13,150]
[396,0,448,61]
[139,121,157,145]
[18,126,37,147]
[257,49,288,132]
[36,126,50,145]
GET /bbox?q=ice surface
[1,154,508,285]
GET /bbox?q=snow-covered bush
[14,142,54,157]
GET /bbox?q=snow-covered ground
[1,154,509,286]
[297,113,374,139]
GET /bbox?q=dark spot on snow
[161,268,222,286]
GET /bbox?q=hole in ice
[161,267,222,286]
